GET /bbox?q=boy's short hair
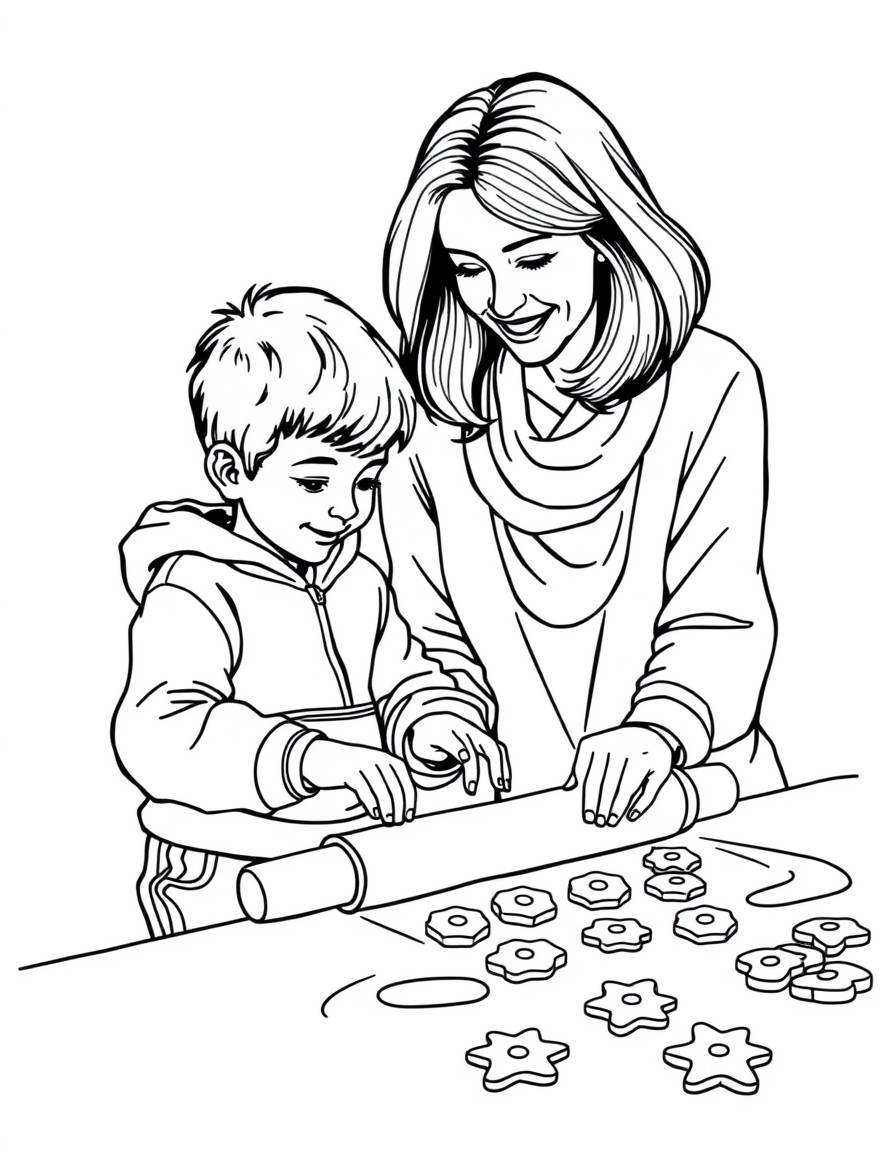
[188,285,415,476]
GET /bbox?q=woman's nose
[488,271,527,320]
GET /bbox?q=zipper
[305,583,353,707]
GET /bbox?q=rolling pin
[237,762,739,923]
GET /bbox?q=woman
[379,73,785,826]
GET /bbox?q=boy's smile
[209,435,385,567]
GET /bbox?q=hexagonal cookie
[792,917,870,957]
[644,872,706,903]
[778,942,825,973]
[425,906,490,947]
[673,906,738,945]
[582,918,652,953]
[486,939,567,983]
[643,845,702,873]
[789,961,873,1004]
[735,947,805,992]
[491,885,557,927]
[568,870,631,910]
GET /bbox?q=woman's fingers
[452,728,481,794]
[595,754,627,827]
[372,761,399,823]
[498,740,512,792]
[608,764,644,826]
[580,747,600,823]
[629,770,667,820]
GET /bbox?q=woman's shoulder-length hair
[384,72,710,432]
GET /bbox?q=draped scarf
[464,356,667,627]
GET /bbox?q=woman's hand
[574,725,675,826]
[407,715,511,795]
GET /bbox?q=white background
[4,1,894,1148]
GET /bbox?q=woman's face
[438,188,598,368]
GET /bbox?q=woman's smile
[486,304,557,343]
[439,189,598,368]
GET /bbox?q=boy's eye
[356,477,381,492]
[293,478,327,493]
[455,263,485,280]
[516,252,556,271]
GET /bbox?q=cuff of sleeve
[382,688,489,757]
[625,722,685,767]
[624,690,712,768]
[254,723,322,810]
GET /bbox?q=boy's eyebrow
[291,456,337,466]
[502,232,552,253]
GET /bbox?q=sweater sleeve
[112,582,320,813]
[375,436,499,740]
[369,574,494,757]
[623,360,776,766]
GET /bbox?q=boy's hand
[574,725,674,827]
[299,738,416,824]
[407,716,511,795]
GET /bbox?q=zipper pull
[306,583,326,606]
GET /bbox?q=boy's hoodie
[113,501,493,816]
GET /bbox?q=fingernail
[584,810,594,824]
[372,807,379,819]
[608,815,619,827]
[595,815,606,827]
[466,783,475,794]
[458,750,470,761]
[407,809,414,820]
[629,809,640,821]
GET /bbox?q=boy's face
[232,435,386,565]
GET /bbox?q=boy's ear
[205,443,247,498]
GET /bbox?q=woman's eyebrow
[444,248,485,261]
[502,232,552,253]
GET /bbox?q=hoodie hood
[120,499,359,603]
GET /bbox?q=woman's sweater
[376,326,785,798]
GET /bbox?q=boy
[113,285,507,936]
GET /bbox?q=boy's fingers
[371,763,396,824]
[595,753,624,828]
[351,773,380,821]
[390,757,416,822]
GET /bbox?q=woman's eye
[517,253,556,271]
[356,478,381,492]
[293,478,327,493]
[455,264,485,280]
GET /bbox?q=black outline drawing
[320,973,377,1019]
[12,63,877,1116]
[583,979,678,1036]
[465,1028,570,1092]
[700,836,853,906]
[376,977,490,1010]
[662,1023,773,1095]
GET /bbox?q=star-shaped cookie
[584,979,677,1035]
[465,1027,570,1091]
[663,1023,772,1094]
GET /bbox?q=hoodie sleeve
[623,358,776,766]
[113,577,320,814]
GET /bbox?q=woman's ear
[205,443,246,499]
